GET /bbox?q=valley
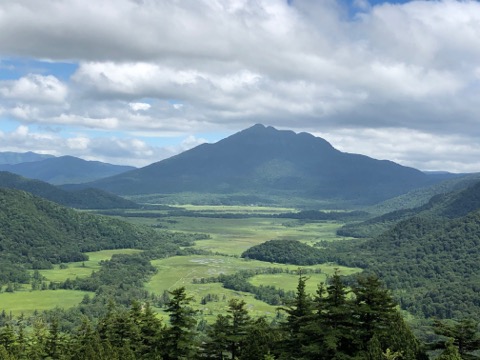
[0,206,361,320]
[0,126,479,358]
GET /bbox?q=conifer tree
[436,339,462,360]
[281,272,313,359]
[163,286,197,360]
[434,319,480,357]
[203,314,230,359]
[240,317,280,360]
[226,298,251,360]
[352,275,396,346]
[321,269,355,357]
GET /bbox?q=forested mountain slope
[86,124,435,205]
[357,211,480,318]
[338,180,480,238]
[0,188,174,280]
[0,171,138,209]
[0,155,135,185]
[243,182,480,318]
[367,172,480,215]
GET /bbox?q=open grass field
[36,249,144,283]
[4,205,360,318]
[0,249,144,316]
[0,290,90,316]
[118,206,353,256]
[146,254,362,320]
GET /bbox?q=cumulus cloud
[0,126,177,166]
[0,0,480,171]
[0,74,67,103]
[129,102,151,111]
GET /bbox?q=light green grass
[115,206,354,256]
[146,255,361,320]
[179,204,295,214]
[249,267,360,295]
[0,290,91,316]
[37,249,143,283]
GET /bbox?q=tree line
[2,272,474,360]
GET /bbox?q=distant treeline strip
[96,209,370,221]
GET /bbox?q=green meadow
[37,249,144,283]
[0,249,142,315]
[145,254,361,320]
[0,290,91,316]
[3,205,360,317]
[116,206,353,256]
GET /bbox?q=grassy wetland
[0,204,360,318]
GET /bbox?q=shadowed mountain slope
[0,155,135,185]
[0,188,169,272]
[87,124,434,205]
[0,171,138,209]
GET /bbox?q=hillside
[356,211,480,318]
[0,155,135,185]
[367,172,480,215]
[0,188,182,282]
[0,171,138,209]
[338,179,480,238]
[87,124,435,205]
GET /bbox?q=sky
[1,0,480,172]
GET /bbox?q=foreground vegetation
[0,273,442,360]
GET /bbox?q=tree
[436,339,462,360]
[321,269,355,357]
[280,272,313,358]
[434,319,480,357]
[352,275,396,346]
[226,298,251,360]
[163,287,197,360]
[240,317,280,360]
[203,314,230,359]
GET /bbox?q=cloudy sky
[1,0,480,172]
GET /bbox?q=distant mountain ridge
[0,171,139,209]
[86,124,437,205]
[0,151,55,164]
[0,155,135,185]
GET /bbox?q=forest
[2,271,464,360]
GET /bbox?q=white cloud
[129,102,151,111]
[0,74,67,103]
[0,1,480,171]
[320,127,480,173]
[0,126,174,166]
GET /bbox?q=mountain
[0,151,55,165]
[86,124,435,205]
[338,179,480,238]
[356,206,480,318]
[0,155,135,185]
[0,171,139,209]
[366,172,480,216]
[0,188,162,273]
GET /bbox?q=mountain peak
[88,124,432,204]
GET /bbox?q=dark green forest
[0,272,457,360]
[0,171,139,209]
[0,188,207,284]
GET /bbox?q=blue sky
[1,0,480,172]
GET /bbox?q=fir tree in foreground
[0,275,439,359]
